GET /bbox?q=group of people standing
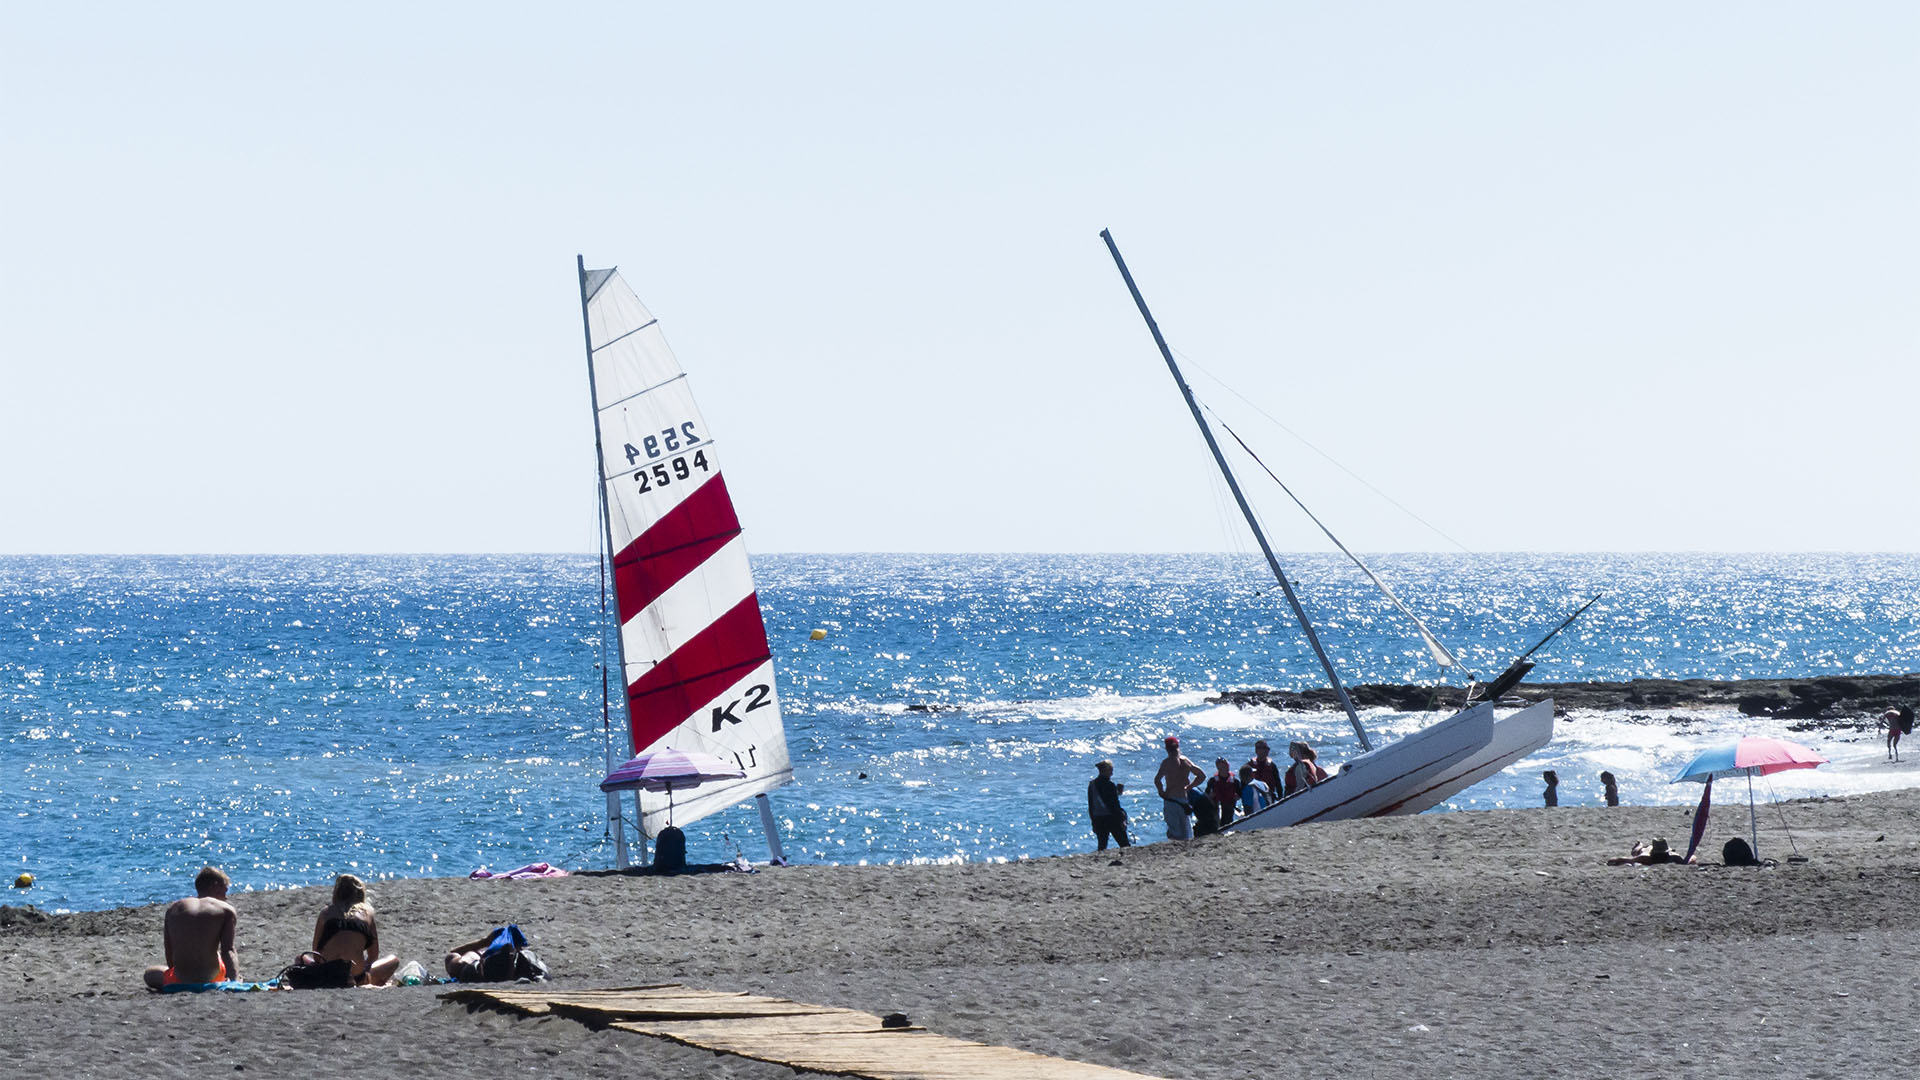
[1085,735,1332,850]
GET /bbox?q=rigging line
[1170,345,1474,554]
[1209,406,1466,673]
[590,317,660,354]
[1762,776,1805,858]
[595,370,693,414]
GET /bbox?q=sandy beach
[4,789,1915,1079]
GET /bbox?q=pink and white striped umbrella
[599,747,746,793]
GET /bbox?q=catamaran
[575,257,792,866]
[1099,230,1560,828]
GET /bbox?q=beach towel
[469,862,571,880]
[160,980,278,993]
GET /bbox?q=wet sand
[4,789,1916,1079]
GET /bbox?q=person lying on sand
[1607,838,1693,866]
[445,925,549,983]
[142,865,239,990]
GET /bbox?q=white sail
[581,264,793,839]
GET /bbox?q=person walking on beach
[142,865,239,990]
[1087,760,1131,851]
[1880,707,1909,762]
[1155,736,1205,840]
[1600,771,1620,807]
[1542,770,1559,807]
[1244,740,1283,797]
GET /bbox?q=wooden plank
[610,1022,1171,1080]
[450,985,1172,1080]
[614,1010,908,1038]
[437,983,684,1016]
[548,992,834,1020]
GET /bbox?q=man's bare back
[143,867,238,989]
[1155,752,1203,801]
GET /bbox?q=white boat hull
[1376,698,1556,816]
[1224,702,1496,831]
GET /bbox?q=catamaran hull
[1224,703,1496,831]
[1374,699,1556,816]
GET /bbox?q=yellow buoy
[808,629,827,641]
[13,873,32,889]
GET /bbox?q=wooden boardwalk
[441,984,1170,1080]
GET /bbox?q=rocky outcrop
[1210,673,1920,728]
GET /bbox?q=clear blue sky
[4,3,1914,554]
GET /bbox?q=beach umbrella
[599,747,746,826]
[1671,736,1827,860]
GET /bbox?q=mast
[578,254,637,866]
[1100,229,1371,751]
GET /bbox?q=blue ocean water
[4,553,1918,913]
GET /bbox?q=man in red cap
[1153,735,1205,840]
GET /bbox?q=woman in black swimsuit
[311,874,399,986]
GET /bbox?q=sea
[5,552,1918,913]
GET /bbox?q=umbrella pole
[633,791,650,867]
[1747,771,1759,859]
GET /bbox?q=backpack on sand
[281,952,355,989]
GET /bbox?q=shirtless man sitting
[142,866,239,990]
[1154,735,1205,841]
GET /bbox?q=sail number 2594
[631,449,711,494]
[624,422,702,465]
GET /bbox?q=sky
[3,3,1915,554]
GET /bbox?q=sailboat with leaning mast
[1099,229,1563,826]
[575,256,792,866]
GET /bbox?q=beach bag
[281,952,355,989]
[478,924,529,981]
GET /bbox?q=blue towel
[160,979,279,993]
[486,924,527,953]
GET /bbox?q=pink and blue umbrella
[1671,736,1827,861]
[1672,736,1827,783]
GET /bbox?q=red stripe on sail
[611,472,743,616]
[626,594,772,753]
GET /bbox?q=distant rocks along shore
[1210,673,1920,728]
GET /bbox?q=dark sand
[5,790,1917,1079]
